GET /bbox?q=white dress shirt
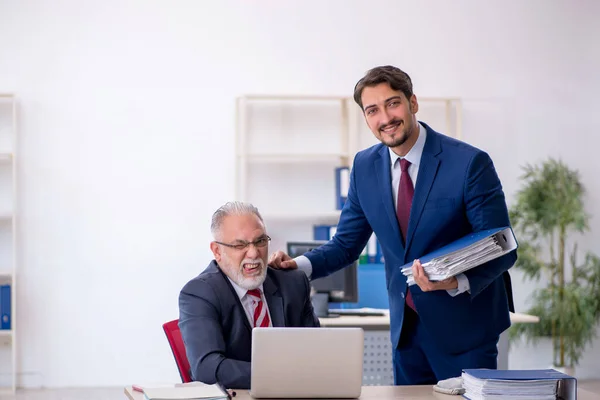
[227,277,273,327]
[295,122,470,296]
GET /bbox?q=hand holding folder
[401,227,518,286]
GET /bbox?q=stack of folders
[461,369,577,400]
[401,227,517,285]
[140,382,229,400]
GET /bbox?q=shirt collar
[388,121,427,168]
[227,276,264,301]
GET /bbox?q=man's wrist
[294,255,313,279]
[440,277,458,290]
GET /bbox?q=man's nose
[246,244,260,258]
[380,108,392,125]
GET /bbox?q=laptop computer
[249,327,364,399]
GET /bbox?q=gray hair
[210,201,265,240]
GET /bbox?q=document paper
[401,227,516,285]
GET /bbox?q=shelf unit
[234,94,461,387]
[234,94,462,253]
[0,93,17,394]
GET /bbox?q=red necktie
[247,289,271,327]
[397,158,417,312]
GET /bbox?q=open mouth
[243,262,262,276]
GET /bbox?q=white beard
[226,257,267,290]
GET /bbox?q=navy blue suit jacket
[306,122,516,355]
[178,261,320,390]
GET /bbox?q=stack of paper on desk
[401,227,517,285]
[142,382,229,400]
[461,368,577,400]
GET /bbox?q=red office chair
[162,319,192,383]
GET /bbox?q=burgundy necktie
[397,158,417,312]
[247,289,271,327]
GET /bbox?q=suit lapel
[404,126,442,255]
[263,275,285,327]
[214,263,254,333]
[374,146,404,253]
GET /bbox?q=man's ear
[410,94,419,114]
[210,241,221,262]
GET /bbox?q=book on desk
[461,368,577,400]
[137,382,229,400]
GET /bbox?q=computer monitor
[286,240,359,304]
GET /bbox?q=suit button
[401,292,405,298]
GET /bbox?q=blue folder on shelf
[461,368,577,400]
[401,226,518,285]
[0,284,10,330]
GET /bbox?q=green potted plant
[508,158,600,375]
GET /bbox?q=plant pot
[551,365,575,376]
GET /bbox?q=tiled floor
[3,381,600,399]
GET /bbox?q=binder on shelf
[313,225,336,241]
[461,368,577,400]
[335,166,349,210]
[359,246,368,265]
[401,227,517,285]
[0,284,10,330]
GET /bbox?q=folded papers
[401,227,517,285]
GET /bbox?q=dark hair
[353,65,413,110]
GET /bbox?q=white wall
[0,0,599,387]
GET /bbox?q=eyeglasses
[215,235,271,251]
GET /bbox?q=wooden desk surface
[318,311,540,329]
[124,385,600,400]
[124,385,454,399]
[318,314,390,330]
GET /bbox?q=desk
[320,313,393,385]
[317,311,540,328]
[124,385,600,400]
[318,312,540,385]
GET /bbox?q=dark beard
[379,119,409,148]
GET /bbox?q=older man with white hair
[178,201,320,390]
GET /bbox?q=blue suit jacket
[306,122,516,355]
[178,261,320,389]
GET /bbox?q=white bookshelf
[245,153,348,164]
[0,93,16,394]
[261,211,342,224]
[234,94,462,252]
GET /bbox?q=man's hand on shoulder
[412,259,458,292]
[268,251,298,270]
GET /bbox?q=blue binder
[463,368,574,380]
[0,284,10,330]
[313,225,336,241]
[400,226,518,281]
[462,368,577,400]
